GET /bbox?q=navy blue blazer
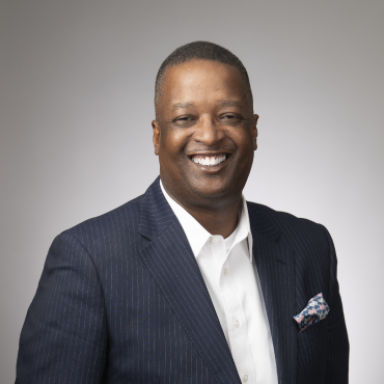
[16,177,349,384]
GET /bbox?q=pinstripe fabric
[16,177,348,383]
[248,204,349,383]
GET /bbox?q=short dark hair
[155,41,253,106]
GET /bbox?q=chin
[189,181,234,201]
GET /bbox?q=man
[16,41,349,384]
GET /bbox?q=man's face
[152,59,258,209]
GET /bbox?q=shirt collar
[160,180,253,262]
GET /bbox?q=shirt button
[242,374,248,382]
[233,319,240,328]
[211,237,219,244]
[223,267,228,275]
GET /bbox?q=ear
[252,114,259,151]
[152,120,161,156]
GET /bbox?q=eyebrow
[217,100,241,108]
[171,100,242,110]
[171,102,196,110]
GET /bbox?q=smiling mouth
[190,154,227,166]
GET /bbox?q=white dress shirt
[160,181,278,384]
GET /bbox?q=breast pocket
[297,317,327,348]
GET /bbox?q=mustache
[185,146,235,155]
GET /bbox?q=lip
[188,151,231,173]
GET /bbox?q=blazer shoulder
[247,201,329,247]
[60,194,144,250]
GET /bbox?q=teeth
[192,155,226,166]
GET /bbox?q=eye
[173,114,195,122]
[173,115,196,127]
[220,113,242,122]
[178,116,193,121]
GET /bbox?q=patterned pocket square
[293,293,330,331]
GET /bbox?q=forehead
[159,60,248,107]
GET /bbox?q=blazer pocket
[297,318,327,348]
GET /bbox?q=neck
[163,183,242,238]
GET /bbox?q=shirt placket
[211,239,256,384]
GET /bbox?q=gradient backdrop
[1,1,383,383]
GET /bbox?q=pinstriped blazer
[16,177,349,384]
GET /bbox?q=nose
[193,115,225,146]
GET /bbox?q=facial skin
[152,59,258,237]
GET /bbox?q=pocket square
[293,293,330,331]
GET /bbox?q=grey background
[1,0,383,383]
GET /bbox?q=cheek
[160,129,188,154]
[233,130,254,153]
[158,137,191,173]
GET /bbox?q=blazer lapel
[138,178,241,384]
[247,203,297,384]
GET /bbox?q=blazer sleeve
[323,227,350,383]
[15,231,107,384]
